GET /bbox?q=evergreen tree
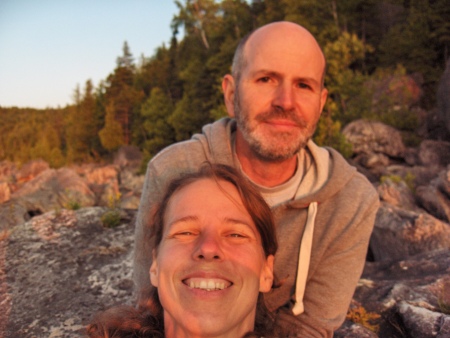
[99,103,125,151]
[103,41,144,145]
[141,87,176,158]
[66,80,97,163]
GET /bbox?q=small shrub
[63,189,82,210]
[438,279,450,315]
[107,192,121,210]
[65,200,81,210]
[346,305,381,332]
[101,209,121,228]
[380,173,416,192]
[314,111,353,159]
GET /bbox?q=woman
[87,163,282,337]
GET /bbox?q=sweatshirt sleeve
[273,176,380,337]
[132,160,164,303]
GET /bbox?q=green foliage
[99,104,125,152]
[107,191,121,210]
[314,110,353,159]
[66,80,100,163]
[323,31,374,125]
[380,172,416,192]
[62,188,83,210]
[65,200,81,211]
[378,0,450,108]
[103,41,144,145]
[101,191,122,228]
[3,0,449,166]
[141,87,176,158]
[101,209,122,228]
[356,65,419,132]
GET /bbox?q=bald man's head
[231,21,326,88]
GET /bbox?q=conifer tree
[99,103,125,151]
[103,41,143,145]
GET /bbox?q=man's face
[150,178,274,337]
[227,25,328,162]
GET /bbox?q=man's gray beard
[233,94,312,162]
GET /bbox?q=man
[133,21,379,337]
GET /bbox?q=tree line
[1,0,449,169]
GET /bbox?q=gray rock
[0,181,11,204]
[0,200,30,231]
[377,177,418,211]
[398,301,450,338]
[15,159,49,183]
[11,168,96,214]
[354,250,450,337]
[370,204,450,261]
[334,320,378,337]
[418,140,450,167]
[342,119,405,158]
[113,145,143,172]
[416,185,450,222]
[1,207,136,338]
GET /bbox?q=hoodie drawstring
[292,201,318,315]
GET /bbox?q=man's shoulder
[317,145,377,198]
[147,117,235,174]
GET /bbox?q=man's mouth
[183,278,232,291]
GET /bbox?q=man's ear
[222,74,236,117]
[319,87,328,113]
[259,255,274,293]
[149,250,159,287]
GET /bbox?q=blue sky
[0,0,179,109]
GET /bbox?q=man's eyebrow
[250,69,321,86]
[250,69,280,77]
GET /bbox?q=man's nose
[272,83,295,111]
[193,232,223,261]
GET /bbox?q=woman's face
[150,178,274,338]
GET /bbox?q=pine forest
[1,0,449,170]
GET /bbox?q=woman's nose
[193,232,223,261]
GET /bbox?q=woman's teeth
[186,279,229,291]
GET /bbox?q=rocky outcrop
[351,250,450,337]
[0,207,135,337]
[343,120,406,159]
[1,120,449,337]
[370,204,450,261]
[0,160,144,232]
[339,119,450,337]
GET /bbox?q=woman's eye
[227,232,250,239]
[173,231,196,238]
[179,231,194,236]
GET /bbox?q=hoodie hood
[192,117,360,315]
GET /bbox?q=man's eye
[258,77,271,83]
[297,82,311,89]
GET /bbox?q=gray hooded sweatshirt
[133,118,379,337]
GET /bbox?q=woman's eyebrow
[167,215,199,228]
